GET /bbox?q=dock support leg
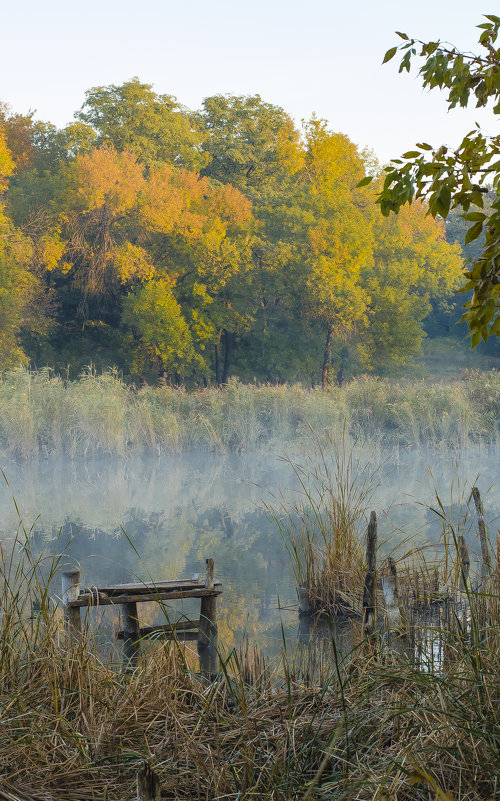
[62,568,81,639]
[136,762,160,801]
[198,558,218,675]
[123,601,140,668]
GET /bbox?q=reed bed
[0,367,499,459]
[267,441,380,617]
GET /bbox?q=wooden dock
[62,558,221,668]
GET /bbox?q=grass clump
[268,438,380,617]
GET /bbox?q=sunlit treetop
[76,78,207,171]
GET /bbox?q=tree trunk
[337,345,349,386]
[215,328,222,387]
[222,329,232,384]
[321,323,334,390]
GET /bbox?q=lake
[0,444,498,661]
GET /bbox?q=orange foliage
[75,147,144,213]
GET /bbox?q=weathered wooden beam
[117,619,200,639]
[93,578,220,596]
[69,588,222,608]
[457,534,470,592]
[62,568,81,637]
[122,601,140,666]
[382,557,406,630]
[472,486,491,585]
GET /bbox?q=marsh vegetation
[1,367,500,459]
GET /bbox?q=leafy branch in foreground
[368,15,500,346]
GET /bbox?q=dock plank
[89,578,220,595]
[70,588,222,608]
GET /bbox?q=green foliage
[122,279,197,379]
[77,77,206,169]
[378,15,500,345]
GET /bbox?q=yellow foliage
[0,132,15,190]
[372,200,463,297]
[38,233,66,271]
[111,242,156,284]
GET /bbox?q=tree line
[0,80,467,386]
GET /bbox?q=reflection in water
[0,447,498,660]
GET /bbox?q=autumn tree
[0,132,50,367]
[122,279,197,380]
[296,121,373,387]
[361,202,463,370]
[137,162,253,382]
[198,94,305,381]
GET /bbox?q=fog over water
[1,446,499,658]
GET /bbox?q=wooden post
[457,535,470,592]
[123,601,140,667]
[298,582,313,616]
[62,568,81,638]
[472,487,491,586]
[198,558,217,649]
[136,762,160,801]
[362,512,377,634]
[382,557,407,631]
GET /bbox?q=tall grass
[0,367,499,459]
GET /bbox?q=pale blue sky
[1,0,496,163]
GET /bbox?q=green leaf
[433,183,452,218]
[416,143,433,151]
[402,151,421,158]
[395,31,409,40]
[355,176,374,188]
[383,47,398,64]
[471,329,482,348]
[465,221,484,245]
[484,14,500,24]
[464,212,487,222]
[490,316,500,335]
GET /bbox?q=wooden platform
[69,578,222,608]
[62,559,221,667]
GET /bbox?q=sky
[1,0,496,164]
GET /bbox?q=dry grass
[1,481,500,800]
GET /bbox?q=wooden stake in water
[472,486,491,585]
[136,762,160,801]
[62,568,81,637]
[363,512,377,633]
[382,557,406,630]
